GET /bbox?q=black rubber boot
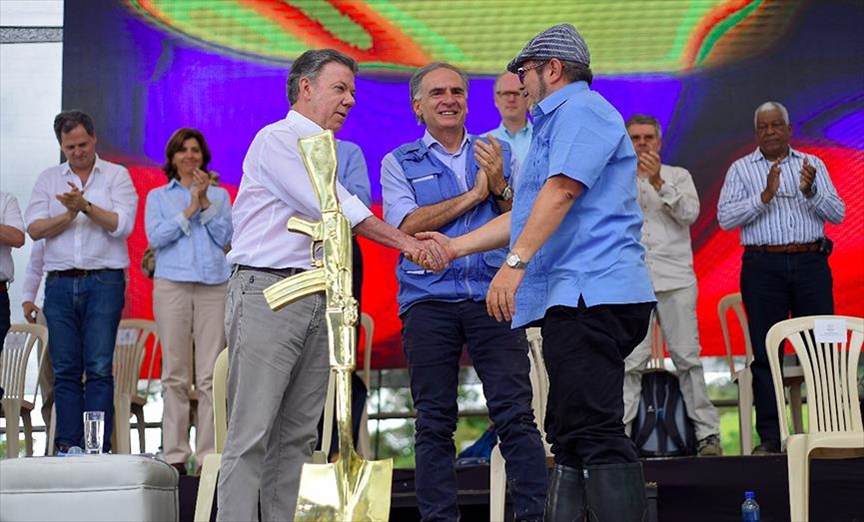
[585,462,647,522]
[543,464,586,522]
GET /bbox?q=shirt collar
[747,145,803,163]
[422,128,470,156]
[287,110,325,135]
[496,120,533,138]
[62,154,104,177]
[532,81,589,119]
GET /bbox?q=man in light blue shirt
[418,25,656,522]
[481,71,533,163]
[381,62,547,522]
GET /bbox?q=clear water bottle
[742,490,760,522]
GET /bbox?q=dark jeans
[402,300,548,522]
[541,299,654,469]
[44,270,125,451]
[740,251,833,443]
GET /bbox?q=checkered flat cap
[507,23,590,73]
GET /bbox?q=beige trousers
[153,278,227,466]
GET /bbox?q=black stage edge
[181,456,864,522]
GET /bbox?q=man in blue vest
[381,62,548,522]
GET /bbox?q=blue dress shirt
[510,81,655,328]
[145,178,233,284]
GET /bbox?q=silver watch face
[502,185,514,201]
[506,253,523,268]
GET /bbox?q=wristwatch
[505,251,528,269]
[494,184,514,202]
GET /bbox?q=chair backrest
[765,315,864,441]
[525,327,549,442]
[212,348,229,454]
[1,324,48,401]
[113,320,158,400]
[718,292,753,375]
[360,313,374,390]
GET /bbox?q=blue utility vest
[391,136,513,315]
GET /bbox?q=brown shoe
[752,440,781,455]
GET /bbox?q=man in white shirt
[480,71,533,163]
[0,190,26,400]
[25,110,138,453]
[217,49,444,522]
[622,114,722,456]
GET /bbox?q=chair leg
[133,404,146,453]
[46,404,56,455]
[489,444,507,522]
[23,411,33,457]
[786,437,810,522]
[113,394,132,454]
[3,400,22,458]
[738,372,754,455]
[194,453,222,522]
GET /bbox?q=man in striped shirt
[717,101,845,455]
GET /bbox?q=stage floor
[183,455,864,522]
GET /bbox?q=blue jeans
[740,250,833,444]
[44,270,125,451]
[402,300,548,522]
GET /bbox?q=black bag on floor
[631,369,697,457]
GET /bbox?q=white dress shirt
[21,240,44,303]
[0,191,25,282]
[24,155,138,271]
[228,111,373,270]
[637,165,700,292]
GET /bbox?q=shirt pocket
[405,165,447,207]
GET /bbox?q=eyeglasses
[496,90,523,98]
[517,61,547,84]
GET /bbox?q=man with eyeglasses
[481,71,532,163]
[380,62,547,522]
[418,23,656,521]
[717,101,844,455]
[621,114,723,457]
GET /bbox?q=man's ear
[547,58,564,83]
[298,76,313,101]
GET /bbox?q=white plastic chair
[718,292,805,455]
[194,347,229,522]
[765,315,864,522]
[112,319,159,454]
[490,327,551,522]
[0,323,48,458]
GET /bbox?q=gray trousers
[623,284,720,440]
[217,269,329,522]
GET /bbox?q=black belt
[48,268,124,278]
[744,241,820,254]
[236,265,305,278]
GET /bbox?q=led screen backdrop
[61,0,863,369]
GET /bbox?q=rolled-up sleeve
[110,167,138,239]
[380,152,418,229]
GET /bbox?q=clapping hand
[474,136,505,194]
[762,159,781,203]
[638,151,663,190]
[799,157,816,197]
[56,181,88,215]
[192,169,211,209]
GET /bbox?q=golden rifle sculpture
[263,130,393,521]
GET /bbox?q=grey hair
[286,49,358,105]
[625,114,662,140]
[409,62,469,124]
[754,101,789,128]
